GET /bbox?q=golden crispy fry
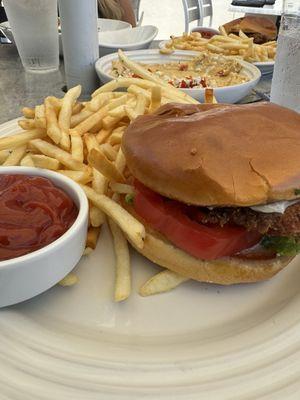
[110,182,134,194]
[31,154,60,170]
[88,148,125,183]
[84,133,101,153]
[86,226,101,249]
[22,107,35,119]
[102,114,125,131]
[70,108,94,128]
[206,43,226,53]
[59,85,81,151]
[108,127,125,145]
[139,270,189,296]
[159,47,174,55]
[149,86,162,113]
[35,104,47,129]
[100,143,118,161]
[3,145,27,166]
[20,153,35,167]
[72,102,84,115]
[219,25,228,36]
[0,129,46,151]
[204,88,217,104]
[239,29,248,39]
[44,97,62,144]
[57,169,92,184]
[0,149,10,164]
[108,218,131,302]
[18,119,36,130]
[70,132,84,163]
[89,204,105,227]
[81,184,145,250]
[30,139,88,171]
[96,128,112,144]
[83,247,93,256]
[115,148,126,174]
[59,273,78,287]
[92,78,156,97]
[88,92,114,112]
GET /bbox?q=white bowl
[95,49,261,104]
[0,167,88,308]
[59,18,132,56]
[98,25,158,57]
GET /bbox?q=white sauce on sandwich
[250,199,300,214]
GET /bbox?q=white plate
[1,119,300,399]
[159,40,275,76]
[95,49,261,104]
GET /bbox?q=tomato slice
[133,181,261,260]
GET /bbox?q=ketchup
[0,175,78,261]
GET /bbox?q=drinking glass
[3,0,59,73]
[270,0,300,112]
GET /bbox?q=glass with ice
[270,1,300,112]
[3,0,59,72]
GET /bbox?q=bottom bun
[129,227,293,285]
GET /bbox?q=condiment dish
[0,166,88,307]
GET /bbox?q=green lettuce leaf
[261,236,300,256]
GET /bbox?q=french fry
[0,129,46,151]
[92,77,156,97]
[35,104,47,129]
[110,182,134,194]
[3,145,27,166]
[100,143,118,161]
[88,148,125,183]
[59,85,81,151]
[239,29,249,39]
[81,184,145,249]
[44,97,62,144]
[70,108,94,128]
[115,148,126,174]
[20,153,35,167]
[86,226,101,249]
[102,114,126,131]
[48,96,62,113]
[219,25,228,36]
[31,154,60,170]
[96,128,112,144]
[139,270,189,296]
[70,132,84,163]
[72,102,83,115]
[204,88,217,104]
[108,129,124,145]
[90,168,107,226]
[59,272,78,287]
[108,218,131,302]
[89,204,105,227]
[18,119,36,130]
[83,247,93,256]
[84,133,101,153]
[88,92,114,112]
[30,139,89,171]
[22,107,35,119]
[0,149,10,164]
[57,169,92,184]
[149,86,161,113]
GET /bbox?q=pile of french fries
[0,52,213,300]
[161,26,276,63]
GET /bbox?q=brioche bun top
[122,102,300,207]
[223,16,277,43]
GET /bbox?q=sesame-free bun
[122,102,300,207]
[129,223,293,285]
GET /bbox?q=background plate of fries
[1,82,300,398]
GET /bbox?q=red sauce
[0,175,78,261]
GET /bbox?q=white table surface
[228,0,283,16]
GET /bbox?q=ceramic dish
[98,25,158,57]
[0,165,88,307]
[95,49,261,103]
[1,118,300,399]
[159,40,274,76]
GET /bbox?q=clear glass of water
[270,1,300,112]
[3,0,59,73]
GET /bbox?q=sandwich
[223,16,277,44]
[121,102,300,285]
